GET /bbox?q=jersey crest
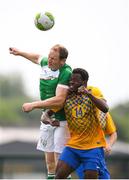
[40,66,59,80]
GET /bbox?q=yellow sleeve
[104,113,116,135]
[88,86,105,99]
[51,107,61,112]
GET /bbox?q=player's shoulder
[60,63,72,74]
[39,56,48,66]
[87,86,103,96]
[87,85,100,91]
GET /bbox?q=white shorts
[37,121,70,153]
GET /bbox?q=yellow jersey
[64,86,107,150]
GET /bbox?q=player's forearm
[22,86,68,112]
[108,132,117,147]
[27,96,64,110]
[19,51,40,64]
[87,92,109,113]
[9,47,40,64]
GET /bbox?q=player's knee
[84,170,98,179]
[55,161,71,179]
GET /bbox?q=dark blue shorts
[59,146,110,179]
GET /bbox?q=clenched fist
[22,103,34,112]
[9,47,20,55]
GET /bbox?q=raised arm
[78,87,109,113]
[22,86,69,112]
[9,47,41,64]
[85,90,109,113]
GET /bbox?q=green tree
[0,74,26,98]
[0,73,41,126]
[111,102,129,142]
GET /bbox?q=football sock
[47,173,55,179]
[67,174,72,179]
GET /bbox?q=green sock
[47,173,55,179]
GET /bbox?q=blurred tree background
[0,73,41,127]
[111,102,129,142]
[0,73,129,142]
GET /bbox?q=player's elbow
[100,99,109,113]
[33,55,40,64]
[103,106,109,113]
[101,104,109,113]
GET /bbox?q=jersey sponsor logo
[40,66,59,80]
[39,137,47,148]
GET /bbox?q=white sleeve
[57,84,69,89]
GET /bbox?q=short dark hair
[52,44,68,60]
[59,46,68,59]
[72,68,89,81]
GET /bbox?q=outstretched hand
[9,47,20,55]
[22,103,34,112]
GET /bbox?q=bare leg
[55,160,74,179]
[44,152,56,174]
[54,152,60,166]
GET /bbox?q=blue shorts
[59,146,110,179]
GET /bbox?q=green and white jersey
[39,57,72,121]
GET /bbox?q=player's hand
[78,86,91,94]
[9,47,20,55]
[104,144,112,155]
[41,112,53,124]
[22,103,34,112]
[51,120,60,127]
[41,112,60,126]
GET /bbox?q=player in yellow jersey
[55,68,110,179]
[42,100,117,179]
